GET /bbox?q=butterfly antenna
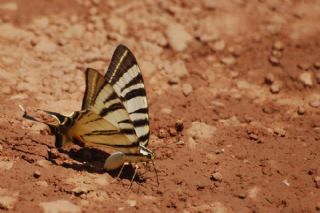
[151,159,159,186]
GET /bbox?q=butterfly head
[139,145,154,160]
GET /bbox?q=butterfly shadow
[51,147,144,183]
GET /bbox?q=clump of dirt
[0,0,319,212]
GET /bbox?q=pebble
[297,63,310,70]
[108,17,127,34]
[265,73,275,84]
[0,160,14,170]
[248,186,260,199]
[297,106,305,115]
[165,23,193,52]
[0,196,17,210]
[32,17,49,29]
[273,40,285,51]
[315,72,320,84]
[236,80,251,90]
[274,128,286,137]
[201,0,217,9]
[0,144,2,152]
[36,160,51,168]
[299,72,313,86]
[314,176,320,188]
[248,133,259,141]
[314,61,320,69]
[212,40,226,52]
[35,181,48,187]
[168,128,177,137]
[39,200,81,213]
[187,137,196,149]
[309,99,320,108]
[269,56,280,66]
[187,122,216,140]
[175,120,184,132]
[126,200,137,207]
[35,37,58,54]
[270,83,280,94]
[172,60,189,78]
[0,2,17,11]
[33,170,41,178]
[210,172,222,182]
[182,83,193,96]
[158,129,168,139]
[64,24,85,39]
[220,56,236,66]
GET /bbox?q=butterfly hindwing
[104,45,150,146]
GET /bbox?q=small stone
[270,83,280,94]
[221,56,235,65]
[248,133,259,141]
[32,17,49,29]
[212,40,226,52]
[274,128,286,137]
[39,200,81,213]
[314,176,320,188]
[126,200,137,207]
[298,63,311,70]
[175,120,184,132]
[35,37,57,54]
[234,190,246,199]
[169,128,177,137]
[165,23,193,52]
[299,72,313,86]
[64,24,85,39]
[265,73,275,84]
[314,61,320,69]
[172,60,189,78]
[35,181,48,187]
[309,99,320,108]
[33,171,41,178]
[210,172,222,182]
[297,106,305,115]
[0,144,2,152]
[158,129,167,139]
[48,148,59,159]
[248,186,260,199]
[315,73,320,84]
[188,122,216,140]
[269,56,280,66]
[0,196,17,210]
[0,160,14,171]
[236,80,251,90]
[182,83,193,96]
[36,160,51,168]
[108,17,127,34]
[0,2,17,11]
[273,40,285,51]
[187,137,196,149]
[316,203,320,211]
[201,0,217,9]
[271,50,282,58]
[72,186,91,196]
[282,179,290,186]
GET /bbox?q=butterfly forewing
[82,68,105,110]
[104,45,150,146]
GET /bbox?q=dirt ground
[0,0,319,212]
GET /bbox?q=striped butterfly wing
[69,68,139,153]
[104,45,150,146]
[81,68,105,110]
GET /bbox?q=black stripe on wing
[122,88,146,101]
[104,45,137,85]
[99,103,123,117]
[129,107,148,114]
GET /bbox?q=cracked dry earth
[0,0,320,212]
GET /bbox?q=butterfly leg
[128,164,139,190]
[111,162,128,183]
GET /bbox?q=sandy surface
[0,0,320,212]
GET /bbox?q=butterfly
[20,44,158,187]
